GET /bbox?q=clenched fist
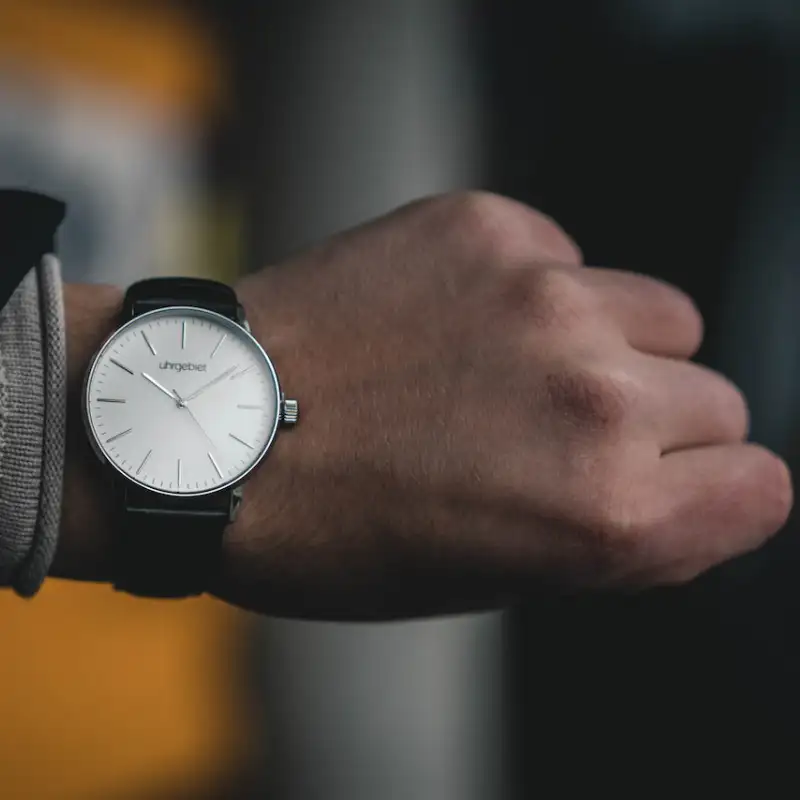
[62,192,793,619]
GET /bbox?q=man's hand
[58,192,793,620]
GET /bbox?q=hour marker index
[181,320,187,349]
[237,404,261,410]
[208,451,223,478]
[137,449,152,475]
[110,358,133,375]
[210,333,227,359]
[177,458,182,485]
[97,398,127,403]
[142,330,157,355]
[229,433,254,449]
[107,427,133,443]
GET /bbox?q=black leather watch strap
[0,190,66,310]
[116,486,230,598]
[114,277,240,598]
[123,277,242,322]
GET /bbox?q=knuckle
[572,466,648,573]
[529,211,584,265]
[445,191,524,259]
[437,191,582,265]
[544,363,634,434]
[523,267,595,329]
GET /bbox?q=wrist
[50,283,123,582]
[208,271,306,609]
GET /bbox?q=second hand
[172,389,217,450]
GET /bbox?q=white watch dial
[85,306,281,496]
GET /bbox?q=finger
[634,355,750,452]
[581,268,703,358]
[646,443,792,581]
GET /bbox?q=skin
[53,192,793,620]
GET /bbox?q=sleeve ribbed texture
[0,256,66,596]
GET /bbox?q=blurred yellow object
[0,0,224,120]
[0,582,252,799]
[0,3,253,798]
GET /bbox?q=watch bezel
[83,305,282,498]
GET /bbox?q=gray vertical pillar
[246,2,505,799]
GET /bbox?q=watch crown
[282,397,299,426]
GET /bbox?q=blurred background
[0,0,798,797]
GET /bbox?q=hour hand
[142,371,180,404]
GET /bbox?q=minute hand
[182,364,239,403]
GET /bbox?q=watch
[83,277,298,598]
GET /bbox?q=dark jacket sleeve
[0,191,65,310]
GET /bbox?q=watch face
[84,306,281,496]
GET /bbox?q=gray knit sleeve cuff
[0,256,66,596]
